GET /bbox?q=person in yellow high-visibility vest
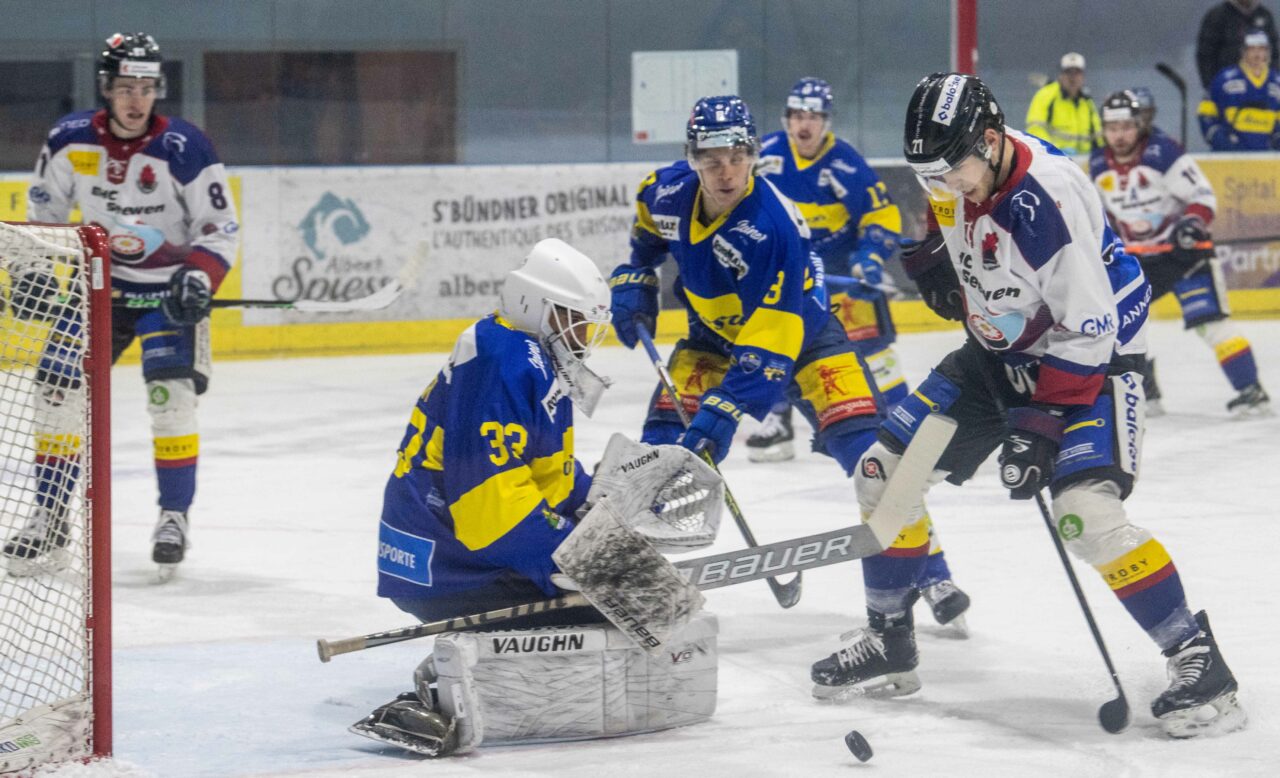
[1025,52,1102,155]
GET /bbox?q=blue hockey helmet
[685,95,759,157]
[1129,86,1156,131]
[786,77,834,115]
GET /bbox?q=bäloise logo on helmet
[932,74,968,127]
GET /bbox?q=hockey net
[0,223,111,771]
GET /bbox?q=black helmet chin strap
[987,129,1008,188]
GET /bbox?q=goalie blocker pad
[432,613,719,753]
[554,496,705,655]
[585,434,723,553]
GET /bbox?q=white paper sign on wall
[631,49,738,145]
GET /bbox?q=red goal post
[0,222,111,769]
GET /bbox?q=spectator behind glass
[1025,52,1102,155]
[1198,30,1280,150]
[1197,0,1279,89]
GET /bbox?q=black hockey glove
[901,231,964,322]
[8,269,60,320]
[162,266,213,326]
[998,406,1066,500]
[1173,216,1210,251]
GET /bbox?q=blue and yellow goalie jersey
[620,161,827,418]
[756,130,901,272]
[377,314,590,599]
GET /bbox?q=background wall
[0,0,1218,168]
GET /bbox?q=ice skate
[746,407,795,463]
[350,691,458,757]
[1152,611,1246,738]
[2,506,70,577]
[811,609,920,701]
[1226,383,1270,418]
[919,579,971,638]
[151,509,190,582]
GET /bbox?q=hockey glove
[850,249,886,288]
[162,266,213,326]
[998,406,1066,500]
[902,232,964,322]
[680,390,744,465]
[1173,216,1211,251]
[8,269,60,320]
[608,266,659,349]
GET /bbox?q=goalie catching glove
[584,434,724,552]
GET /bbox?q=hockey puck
[844,729,872,762]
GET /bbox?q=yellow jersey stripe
[451,465,547,551]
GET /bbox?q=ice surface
[48,320,1280,776]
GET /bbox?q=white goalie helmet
[501,238,611,361]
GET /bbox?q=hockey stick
[317,414,960,661]
[1154,62,1188,148]
[113,279,403,313]
[636,326,803,609]
[983,357,1131,734]
[319,521,884,662]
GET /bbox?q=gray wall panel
[0,0,1226,161]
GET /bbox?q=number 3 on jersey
[480,421,527,465]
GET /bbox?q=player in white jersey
[808,73,1245,739]
[1090,90,1269,417]
[4,32,239,578]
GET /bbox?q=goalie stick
[636,326,803,609]
[316,413,958,661]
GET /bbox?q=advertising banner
[237,163,656,325]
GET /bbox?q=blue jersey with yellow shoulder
[757,130,901,273]
[1199,65,1280,150]
[623,160,824,418]
[377,314,590,600]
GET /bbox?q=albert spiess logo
[299,192,371,260]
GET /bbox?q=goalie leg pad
[433,613,719,752]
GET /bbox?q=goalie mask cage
[0,223,111,771]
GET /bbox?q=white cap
[1060,52,1086,71]
[1244,30,1270,48]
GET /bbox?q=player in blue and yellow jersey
[376,238,612,627]
[754,79,971,629]
[1199,30,1280,150]
[610,95,881,478]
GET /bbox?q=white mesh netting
[0,223,99,770]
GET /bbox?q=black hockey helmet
[97,32,166,98]
[1100,90,1142,124]
[903,72,1004,178]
